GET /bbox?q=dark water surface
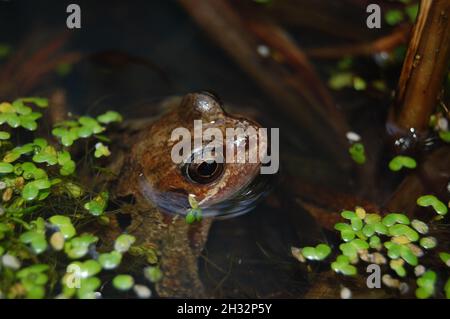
[2,0,438,299]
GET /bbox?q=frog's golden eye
[183,160,224,184]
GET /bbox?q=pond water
[1,0,448,299]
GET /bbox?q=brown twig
[305,24,411,59]
[390,0,450,133]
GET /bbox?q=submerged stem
[390,0,450,133]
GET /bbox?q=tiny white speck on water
[134,284,152,299]
[257,45,270,58]
[438,118,448,131]
[340,286,352,299]
[346,131,361,142]
[2,254,21,270]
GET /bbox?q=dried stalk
[390,0,450,132]
[305,25,410,59]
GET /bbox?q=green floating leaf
[113,274,134,291]
[389,155,417,171]
[49,215,76,239]
[349,143,366,164]
[0,162,14,173]
[382,213,410,227]
[419,237,437,250]
[416,270,436,299]
[64,234,98,259]
[385,9,404,26]
[97,111,123,124]
[388,224,419,242]
[114,234,136,253]
[98,251,122,270]
[185,208,202,224]
[439,252,450,266]
[405,4,419,22]
[331,255,357,276]
[77,277,101,299]
[19,231,48,254]
[0,131,10,140]
[84,192,109,216]
[19,97,48,108]
[94,142,111,158]
[0,43,11,58]
[439,131,450,143]
[417,195,448,216]
[144,266,163,283]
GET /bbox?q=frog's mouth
[201,172,273,219]
[138,172,273,219]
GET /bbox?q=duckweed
[439,130,450,143]
[331,255,357,276]
[0,131,10,140]
[388,224,419,242]
[388,155,417,171]
[299,243,331,261]
[49,215,76,239]
[382,213,410,227]
[98,251,122,270]
[113,274,134,291]
[114,234,136,253]
[373,222,389,235]
[369,235,381,250]
[419,237,437,250]
[417,195,448,216]
[19,231,47,254]
[97,111,123,124]
[348,143,366,164]
[94,142,111,158]
[416,270,436,299]
[84,191,109,216]
[364,213,381,225]
[0,162,14,173]
[64,234,98,259]
[445,278,450,299]
[411,219,429,234]
[144,266,163,283]
[439,252,450,267]
[0,98,143,299]
[362,224,375,237]
[390,259,406,277]
[77,277,101,299]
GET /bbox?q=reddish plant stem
[391,0,450,132]
[305,24,410,59]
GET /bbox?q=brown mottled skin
[107,93,264,298]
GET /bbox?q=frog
[101,92,268,298]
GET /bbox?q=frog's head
[132,92,270,217]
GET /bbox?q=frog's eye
[183,160,224,184]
